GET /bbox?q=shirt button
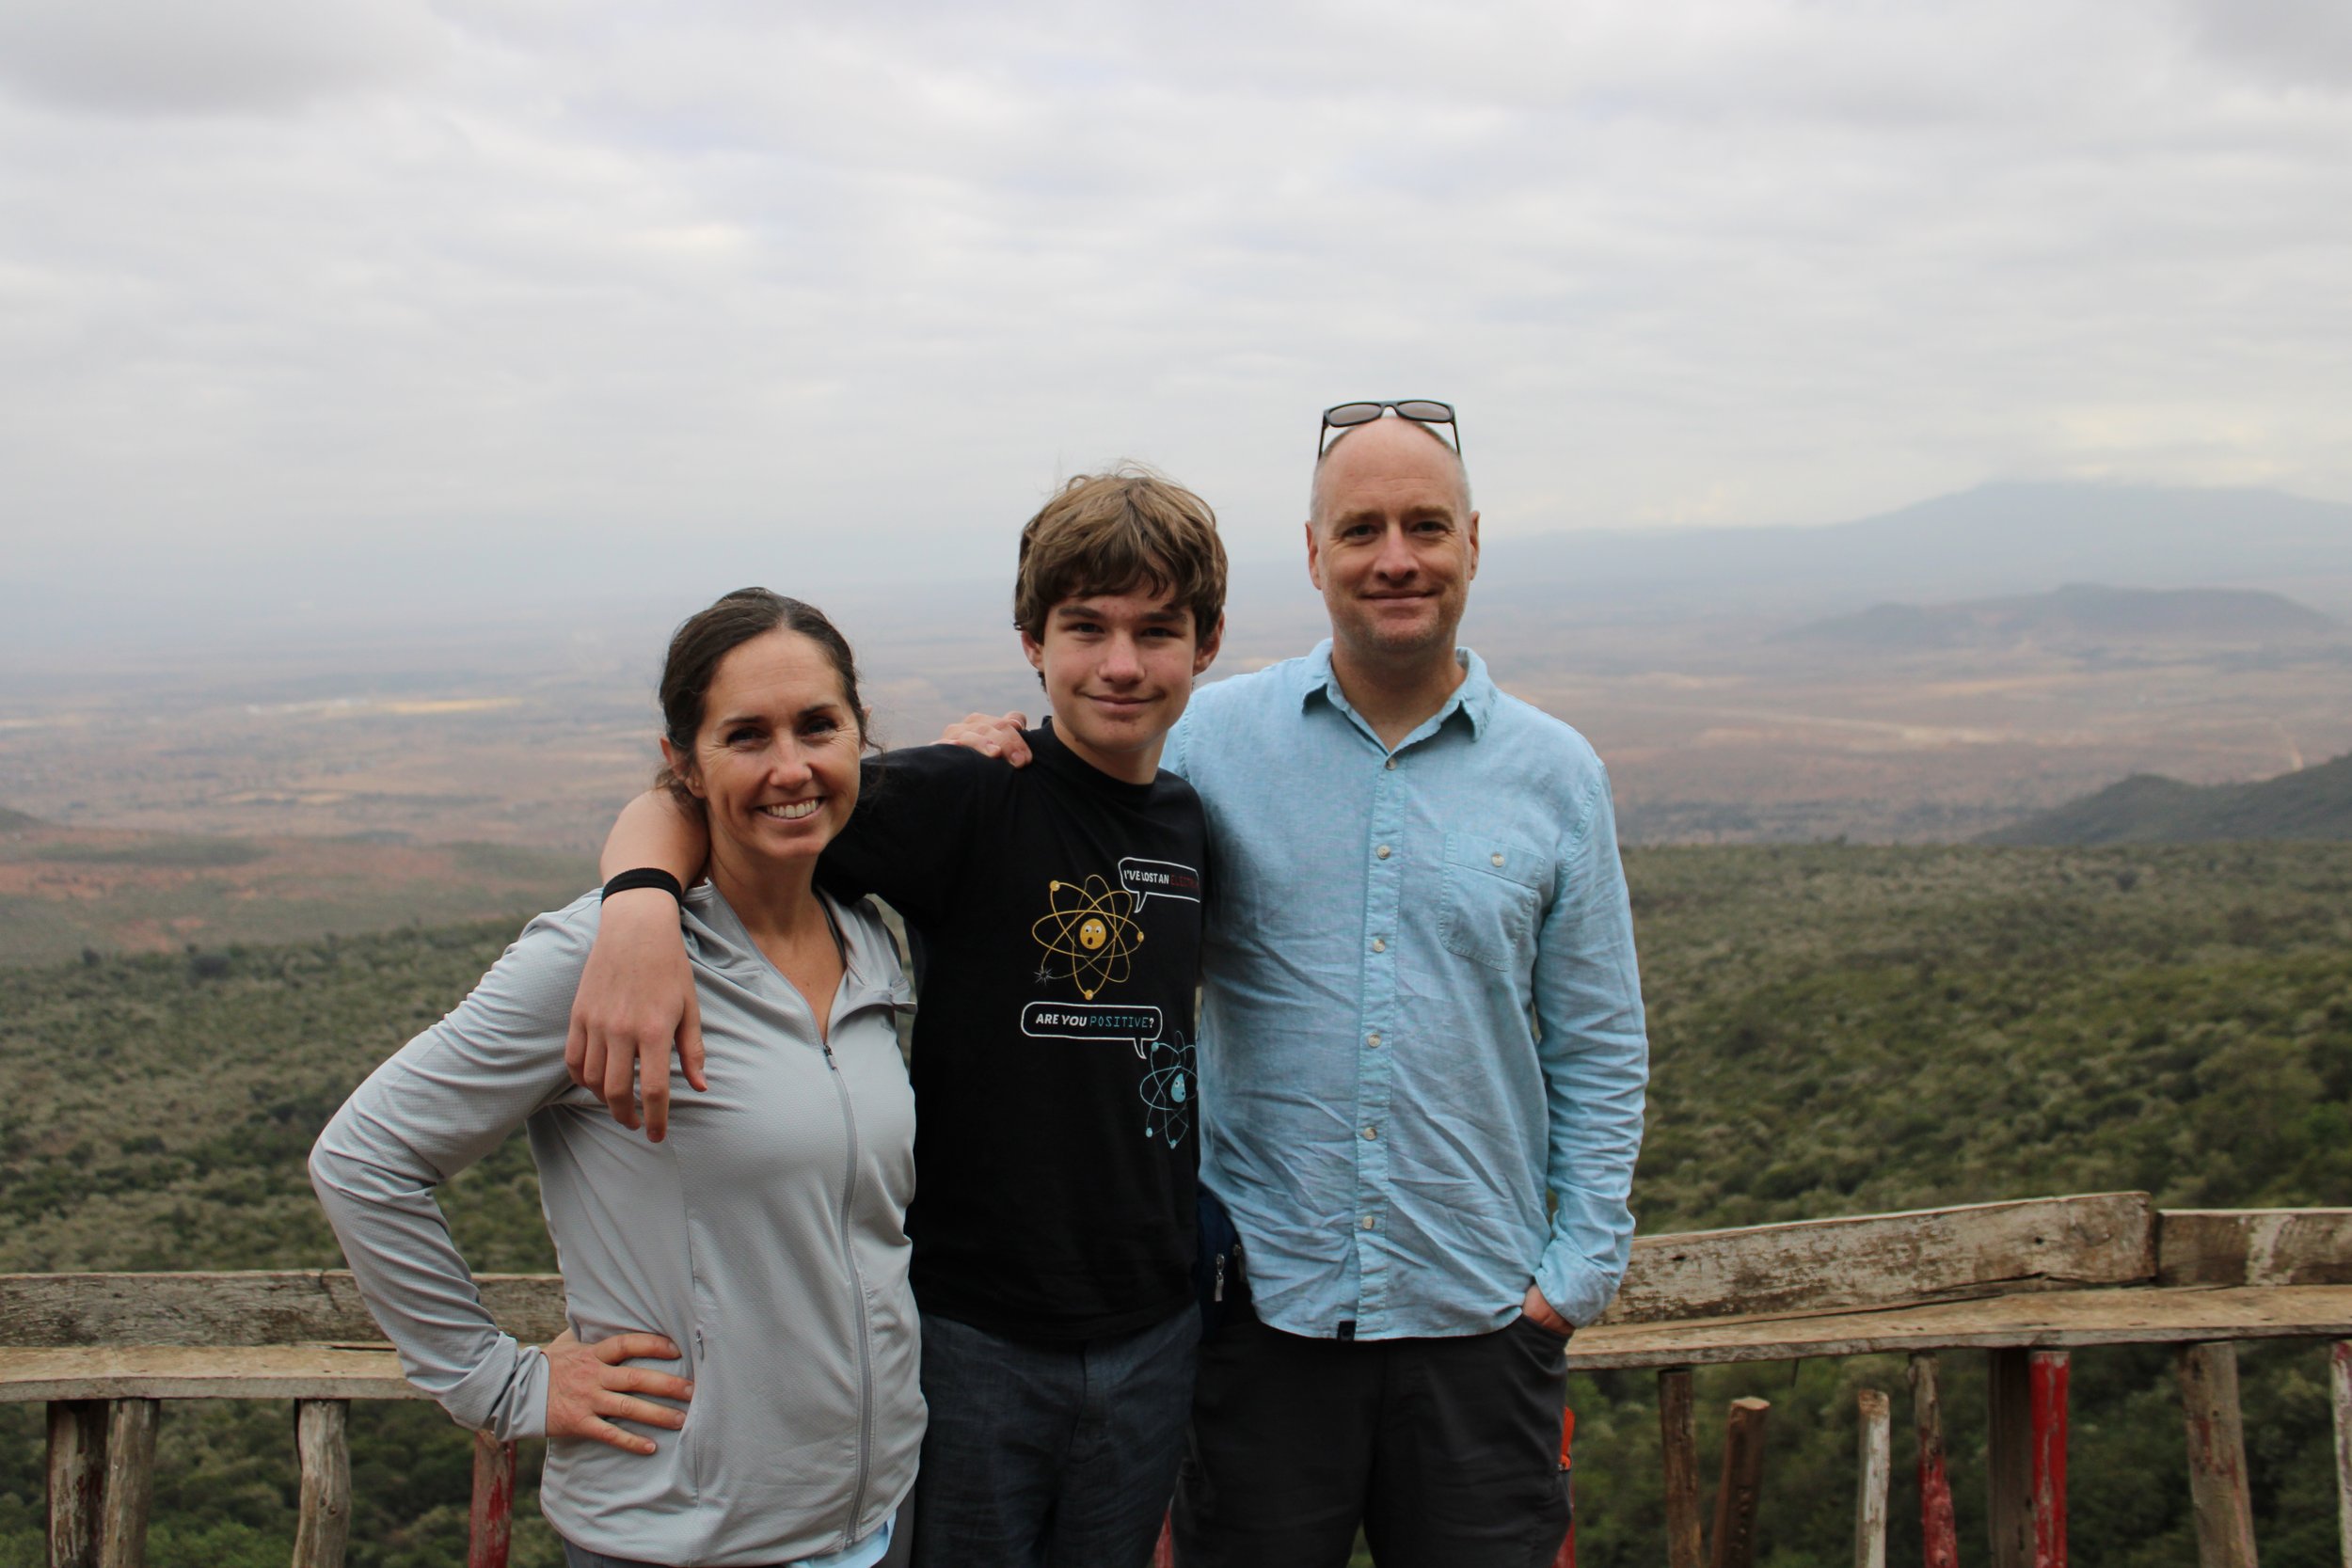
[1491,852,1506,867]
[1361,1126,1377,1140]
[1359,1215,1377,1230]
[1375,845,1391,860]
[1385,758,1397,770]
[1366,1032,1381,1048]
[1371,938,1386,953]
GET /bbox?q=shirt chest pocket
[1438,833,1549,972]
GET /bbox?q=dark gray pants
[1172,1306,1571,1568]
[911,1306,1200,1568]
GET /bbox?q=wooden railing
[8,1193,2351,1568]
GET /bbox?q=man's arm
[563,789,711,1140]
[1526,765,1650,1329]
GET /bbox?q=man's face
[1307,418,1480,667]
[1020,587,1224,784]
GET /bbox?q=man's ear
[1304,519,1323,591]
[1193,613,1226,677]
[1019,626,1046,673]
[1465,511,1480,580]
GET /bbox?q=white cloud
[0,0,2347,633]
[0,0,448,116]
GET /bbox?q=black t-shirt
[816,721,1207,1340]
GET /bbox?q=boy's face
[1021,588,1223,784]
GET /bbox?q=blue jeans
[911,1306,1200,1568]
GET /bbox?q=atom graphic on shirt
[1030,874,1144,999]
[1139,1033,1196,1148]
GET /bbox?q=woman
[311,589,921,1568]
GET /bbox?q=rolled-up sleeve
[309,902,593,1440]
[1530,768,1649,1326]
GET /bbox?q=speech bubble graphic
[1021,1001,1164,1060]
[1118,857,1200,911]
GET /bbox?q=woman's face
[665,628,862,872]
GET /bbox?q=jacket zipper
[820,1028,877,1544]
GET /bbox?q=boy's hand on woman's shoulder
[565,890,706,1141]
[942,711,1034,766]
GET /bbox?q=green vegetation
[4,843,2350,1565]
[1982,750,2352,846]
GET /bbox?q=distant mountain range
[0,807,42,832]
[1484,482,2352,622]
[1776,583,2338,654]
[1979,752,2352,846]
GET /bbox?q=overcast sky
[4,0,2350,631]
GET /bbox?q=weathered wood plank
[1,1347,421,1403]
[96,1399,157,1568]
[2327,1340,2346,1568]
[1602,1195,2155,1325]
[1854,1389,1891,1568]
[468,1432,516,1568]
[0,1273,565,1350]
[1563,1285,2352,1370]
[2160,1210,2352,1287]
[46,1400,106,1568]
[292,1400,351,1568]
[2030,1351,2070,1568]
[1909,1354,1960,1568]
[2178,1343,2257,1568]
[1709,1398,1770,1568]
[1661,1368,1705,1568]
[1989,1348,2032,1568]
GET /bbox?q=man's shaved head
[1311,415,1472,526]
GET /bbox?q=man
[961,402,1646,1567]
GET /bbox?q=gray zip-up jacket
[310,885,922,1567]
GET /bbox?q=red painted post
[1550,1406,1577,1568]
[2028,1351,2069,1568]
[1908,1354,1960,1568]
[1153,1512,1175,1568]
[468,1431,516,1568]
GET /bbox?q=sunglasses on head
[1318,400,1461,457]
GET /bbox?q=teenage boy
[570,468,1226,1568]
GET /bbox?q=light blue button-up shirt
[1165,642,1647,1339]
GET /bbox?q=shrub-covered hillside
[3,843,2349,1566]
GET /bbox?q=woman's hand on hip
[542,1330,693,1455]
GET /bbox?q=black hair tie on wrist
[601,868,685,903]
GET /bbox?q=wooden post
[1661,1368,1706,1568]
[2178,1343,2258,1568]
[1709,1397,1771,1568]
[1909,1354,1960,1568]
[1988,1348,2032,1568]
[292,1400,351,1568]
[46,1401,107,1568]
[467,1431,516,1568]
[1855,1390,1892,1568]
[1551,1405,1578,1568]
[2328,1341,2347,1568]
[96,1399,158,1568]
[2030,1351,2071,1568]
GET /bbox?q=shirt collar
[1297,639,1498,740]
